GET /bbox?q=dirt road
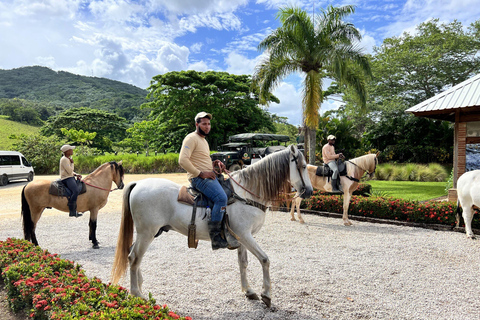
[0,173,189,220]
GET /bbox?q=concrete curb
[272,207,480,235]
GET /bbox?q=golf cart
[211,133,291,171]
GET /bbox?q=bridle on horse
[291,151,307,197]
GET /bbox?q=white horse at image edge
[456,169,480,238]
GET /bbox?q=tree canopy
[41,107,128,151]
[138,70,278,152]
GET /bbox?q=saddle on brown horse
[49,179,87,197]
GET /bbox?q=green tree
[60,128,97,147]
[0,98,43,125]
[339,18,480,163]
[253,5,371,164]
[120,119,160,152]
[142,70,278,152]
[10,134,66,174]
[41,107,127,152]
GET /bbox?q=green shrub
[0,238,191,320]
[75,153,183,174]
[374,163,449,182]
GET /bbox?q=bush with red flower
[0,238,192,320]
[303,191,479,229]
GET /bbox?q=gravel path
[1,176,479,319]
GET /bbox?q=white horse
[455,170,480,238]
[111,145,313,307]
[289,153,379,225]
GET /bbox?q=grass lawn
[0,116,40,150]
[367,180,448,202]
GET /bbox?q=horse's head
[363,152,380,179]
[288,145,313,199]
[110,160,125,189]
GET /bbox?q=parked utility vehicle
[211,133,291,171]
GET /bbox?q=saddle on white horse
[177,175,242,250]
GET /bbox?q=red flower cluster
[0,238,192,320]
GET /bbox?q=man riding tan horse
[322,134,345,194]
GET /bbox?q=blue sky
[1,0,479,126]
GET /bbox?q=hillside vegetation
[0,66,150,121]
[0,116,40,150]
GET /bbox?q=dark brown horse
[21,161,124,248]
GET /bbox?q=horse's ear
[118,160,123,166]
[289,144,296,153]
[375,151,381,157]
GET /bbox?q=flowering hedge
[0,238,191,320]
[303,191,480,229]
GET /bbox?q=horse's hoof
[261,294,271,308]
[290,218,296,221]
[92,243,100,249]
[299,220,305,224]
[246,292,260,300]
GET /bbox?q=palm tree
[253,5,371,164]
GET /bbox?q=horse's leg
[128,232,154,299]
[237,244,259,300]
[289,198,296,221]
[342,191,353,226]
[296,197,304,224]
[462,206,476,239]
[239,234,271,307]
[29,206,45,246]
[88,209,100,249]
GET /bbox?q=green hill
[0,116,40,150]
[0,66,150,121]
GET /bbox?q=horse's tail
[21,185,34,242]
[111,182,136,284]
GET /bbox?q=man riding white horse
[322,135,345,194]
[178,111,229,250]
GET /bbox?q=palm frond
[302,71,322,128]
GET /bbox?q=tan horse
[21,161,125,249]
[289,153,379,225]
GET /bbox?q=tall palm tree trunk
[306,126,316,164]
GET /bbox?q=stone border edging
[272,207,480,235]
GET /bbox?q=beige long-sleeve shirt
[322,143,338,164]
[59,156,76,180]
[179,132,213,181]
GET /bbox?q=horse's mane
[232,147,295,201]
[87,161,124,177]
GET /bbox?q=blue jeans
[327,161,339,179]
[191,177,227,222]
[62,177,79,204]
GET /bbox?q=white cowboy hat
[195,111,212,122]
[60,144,76,152]
[327,135,336,140]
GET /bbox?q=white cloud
[225,52,260,75]
[188,60,210,72]
[270,81,303,126]
[151,0,249,15]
